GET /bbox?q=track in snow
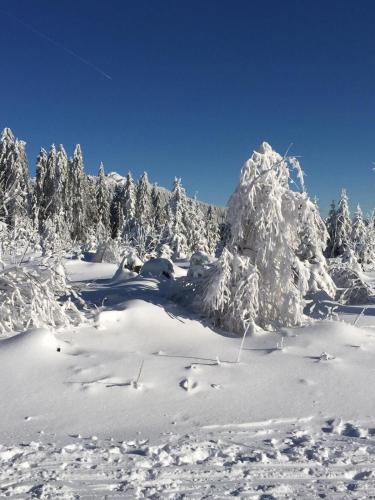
[2,418,375,499]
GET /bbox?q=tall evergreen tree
[135,172,152,229]
[206,205,220,256]
[96,162,110,240]
[325,200,337,257]
[351,205,367,264]
[42,144,58,222]
[35,148,48,229]
[56,144,69,214]
[164,178,189,258]
[0,128,30,227]
[69,144,87,241]
[110,183,125,238]
[184,196,208,253]
[332,189,352,257]
[122,172,136,233]
[151,185,165,234]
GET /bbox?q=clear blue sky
[1,0,375,215]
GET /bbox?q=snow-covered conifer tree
[56,145,69,212]
[110,183,125,238]
[0,128,30,227]
[331,189,352,257]
[184,196,208,254]
[325,200,337,257]
[206,206,220,256]
[135,172,152,229]
[96,162,110,240]
[122,172,136,233]
[69,144,87,241]
[42,144,58,222]
[151,185,165,234]
[34,148,48,229]
[164,178,189,258]
[203,142,334,333]
[296,197,336,296]
[351,205,368,265]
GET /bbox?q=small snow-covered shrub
[141,258,174,279]
[190,251,212,267]
[188,251,213,278]
[329,265,360,289]
[111,250,143,282]
[203,248,259,334]
[157,243,173,259]
[0,256,83,335]
[329,261,371,305]
[342,284,371,304]
[121,248,143,272]
[92,240,121,264]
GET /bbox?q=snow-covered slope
[1,260,375,498]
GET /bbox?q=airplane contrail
[2,9,112,80]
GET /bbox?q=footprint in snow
[180,378,198,392]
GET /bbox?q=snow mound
[3,328,59,353]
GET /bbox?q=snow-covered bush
[157,243,173,259]
[92,239,122,264]
[203,248,259,333]
[202,142,335,334]
[329,259,370,304]
[0,256,83,335]
[116,249,143,273]
[188,251,213,278]
[140,258,175,279]
[111,250,143,282]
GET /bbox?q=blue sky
[1,0,375,215]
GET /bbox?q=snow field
[1,261,375,497]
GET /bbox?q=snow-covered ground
[1,260,375,498]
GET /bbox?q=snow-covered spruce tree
[163,178,189,258]
[325,200,337,257]
[151,185,165,235]
[37,145,71,253]
[34,148,48,230]
[0,128,30,228]
[56,144,69,214]
[69,144,87,242]
[135,172,152,229]
[351,205,368,265]
[110,183,125,238]
[296,197,336,296]
[331,189,352,257]
[203,142,334,333]
[184,196,209,254]
[216,221,231,256]
[364,209,375,269]
[83,176,100,251]
[118,172,156,257]
[42,144,58,222]
[96,162,111,240]
[40,213,70,256]
[122,172,136,234]
[206,205,220,256]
